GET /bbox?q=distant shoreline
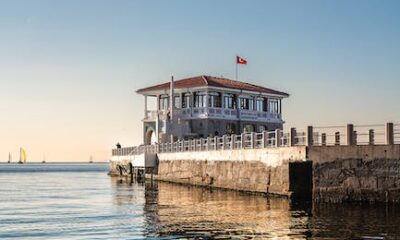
[0,162,109,164]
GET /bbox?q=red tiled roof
[136,75,289,97]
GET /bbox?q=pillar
[241,133,246,149]
[335,132,341,145]
[262,130,269,148]
[347,124,354,146]
[306,126,313,146]
[369,129,375,145]
[385,122,394,145]
[290,128,296,146]
[275,129,281,147]
[251,132,256,148]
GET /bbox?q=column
[144,95,148,118]
[385,122,394,145]
[306,126,313,146]
[347,124,354,146]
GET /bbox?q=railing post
[230,134,235,150]
[353,131,357,145]
[289,128,296,147]
[241,133,245,149]
[275,129,281,147]
[369,129,374,145]
[214,136,218,150]
[385,122,394,145]
[251,132,256,149]
[306,126,313,146]
[223,135,227,150]
[321,133,327,146]
[262,130,269,148]
[347,124,354,146]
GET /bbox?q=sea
[0,163,399,239]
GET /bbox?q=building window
[243,124,254,133]
[174,95,180,108]
[159,95,169,110]
[258,125,267,132]
[224,94,236,109]
[268,99,279,113]
[208,92,221,108]
[226,123,236,135]
[194,92,207,108]
[239,96,253,110]
[182,93,191,108]
[256,97,264,112]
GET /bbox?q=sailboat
[89,155,93,164]
[42,153,46,163]
[8,152,11,163]
[18,147,27,164]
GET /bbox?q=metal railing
[112,122,400,156]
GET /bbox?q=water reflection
[110,177,400,239]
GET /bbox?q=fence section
[112,122,399,156]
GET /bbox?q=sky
[0,0,399,162]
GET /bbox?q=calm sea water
[0,164,399,239]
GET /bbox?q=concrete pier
[110,122,400,203]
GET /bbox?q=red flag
[236,56,247,64]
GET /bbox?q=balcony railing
[146,107,281,122]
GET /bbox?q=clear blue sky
[0,0,399,161]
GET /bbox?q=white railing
[112,122,399,156]
[150,107,281,122]
[113,130,286,156]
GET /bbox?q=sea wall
[155,147,308,197]
[309,145,400,203]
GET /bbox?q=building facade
[137,75,289,144]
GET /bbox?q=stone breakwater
[310,145,400,203]
[109,144,400,203]
[110,147,313,199]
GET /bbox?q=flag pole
[235,58,238,81]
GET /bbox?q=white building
[137,75,289,144]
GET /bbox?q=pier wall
[309,145,400,203]
[155,147,308,197]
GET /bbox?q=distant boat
[89,155,93,163]
[8,152,11,163]
[42,153,46,163]
[18,147,27,164]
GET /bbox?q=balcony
[144,108,281,123]
[175,107,281,123]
